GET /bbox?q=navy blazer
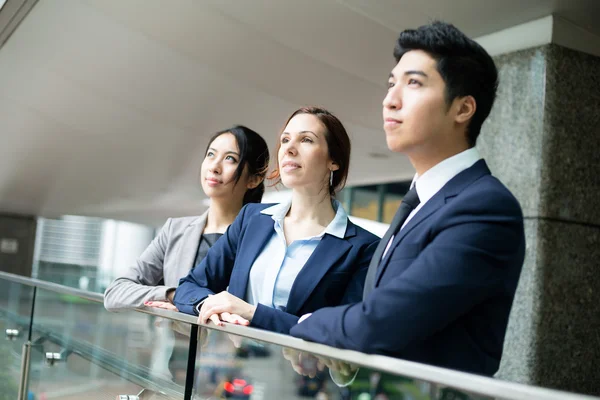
[290,160,526,376]
[174,202,379,334]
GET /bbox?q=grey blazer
[104,211,208,311]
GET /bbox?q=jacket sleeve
[251,236,379,334]
[174,205,249,315]
[104,219,172,311]
[249,304,301,334]
[290,195,524,353]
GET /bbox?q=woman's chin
[201,184,221,198]
[280,177,298,189]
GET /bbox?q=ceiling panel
[0,0,597,225]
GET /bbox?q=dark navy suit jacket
[290,160,525,376]
[174,203,379,334]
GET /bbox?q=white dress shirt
[382,147,482,258]
[246,199,348,310]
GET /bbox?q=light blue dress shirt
[245,199,348,311]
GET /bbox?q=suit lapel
[227,213,275,298]
[178,211,208,272]
[374,194,445,286]
[374,159,492,286]
[285,224,356,315]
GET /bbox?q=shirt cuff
[163,287,176,302]
[298,313,312,323]
[194,297,208,316]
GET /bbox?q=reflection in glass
[0,280,34,400]
[192,328,487,400]
[26,288,188,399]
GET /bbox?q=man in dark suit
[289,21,525,377]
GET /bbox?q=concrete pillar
[478,44,600,395]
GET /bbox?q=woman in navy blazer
[173,107,379,334]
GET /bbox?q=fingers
[199,328,210,349]
[318,357,356,376]
[199,302,218,325]
[221,311,250,325]
[144,301,178,311]
[299,353,318,378]
[282,350,328,378]
[200,302,221,324]
[199,302,208,324]
[227,334,243,348]
[281,348,303,375]
[332,360,349,375]
[209,313,223,327]
[202,306,221,322]
[202,305,248,325]
[220,312,235,323]
[289,355,304,376]
[316,358,326,372]
[200,306,249,328]
[281,348,297,361]
[198,309,224,327]
[229,313,250,326]
[317,356,333,369]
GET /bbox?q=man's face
[382,50,455,155]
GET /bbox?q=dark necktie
[363,186,421,299]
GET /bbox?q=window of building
[342,180,411,224]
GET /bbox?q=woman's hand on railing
[198,292,255,327]
[144,300,178,311]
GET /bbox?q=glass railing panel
[190,327,490,400]
[33,267,108,294]
[0,277,35,400]
[2,272,595,400]
[26,287,194,399]
[0,275,35,325]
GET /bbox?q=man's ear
[455,95,476,124]
[246,175,263,190]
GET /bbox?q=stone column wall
[478,44,600,396]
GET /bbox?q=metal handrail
[1,270,597,400]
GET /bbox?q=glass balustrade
[0,278,35,400]
[0,271,597,400]
[26,287,190,399]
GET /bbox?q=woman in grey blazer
[103,126,269,311]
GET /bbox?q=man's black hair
[394,21,499,146]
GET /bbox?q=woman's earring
[329,170,334,187]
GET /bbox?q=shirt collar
[261,199,348,239]
[412,147,482,205]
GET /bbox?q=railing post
[184,324,199,400]
[17,285,37,400]
[17,341,31,400]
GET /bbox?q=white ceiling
[0,0,598,226]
